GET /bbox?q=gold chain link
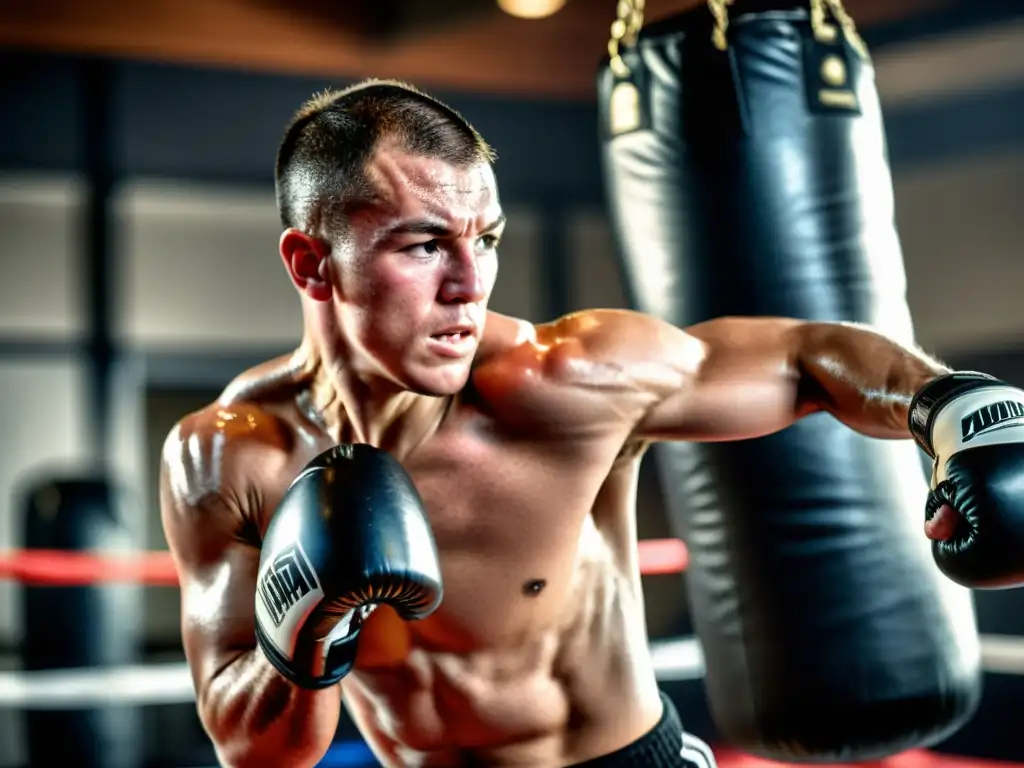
[809,0,834,43]
[708,0,736,51]
[608,0,646,78]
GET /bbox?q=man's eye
[405,240,441,256]
[478,235,500,251]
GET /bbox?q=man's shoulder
[479,308,639,360]
[164,351,308,473]
[161,396,297,514]
[539,308,692,355]
[167,398,295,453]
[480,308,695,382]
[472,309,692,433]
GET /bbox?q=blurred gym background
[0,0,1022,766]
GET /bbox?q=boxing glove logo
[258,543,320,628]
[961,400,1024,444]
[255,541,325,655]
[930,386,1024,472]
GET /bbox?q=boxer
[160,79,1023,768]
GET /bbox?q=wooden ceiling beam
[0,0,953,100]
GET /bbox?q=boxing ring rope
[4,632,1024,709]
[0,538,691,585]
[1,538,1023,711]
[0,538,688,708]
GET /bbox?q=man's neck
[294,338,451,458]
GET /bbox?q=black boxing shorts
[568,692,717,768]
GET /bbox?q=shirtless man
[160,79,1024,767]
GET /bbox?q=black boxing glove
[254,444,443,689]
[909,372,1024,589]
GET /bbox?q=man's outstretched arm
[631,314,950,443]
[556,309,1024,584]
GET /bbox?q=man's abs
[339,535,664,767]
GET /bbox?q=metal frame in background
[81,59,116,460]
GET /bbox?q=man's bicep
[160,452,261,693]
[635,316,816,442]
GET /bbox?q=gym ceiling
[0,0,991,100]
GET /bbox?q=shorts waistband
[567,692,717,768]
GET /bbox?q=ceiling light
[497,0,568,20]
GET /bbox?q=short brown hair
[274,78,496,236]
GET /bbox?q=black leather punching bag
[21,475,142,768]
[598,0,981,761]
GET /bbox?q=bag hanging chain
[608,0,646,78]
[823,0,868,58]
[707,0,735,50]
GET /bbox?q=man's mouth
[428,326,477,358]
[432,330,472,343]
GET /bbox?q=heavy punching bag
[598,0,981,761]
[21,475,142,768]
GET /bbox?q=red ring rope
[0,550,180,586]
[0,539,689,586]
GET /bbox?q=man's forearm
[201,648,341,768]
[796,321,951,439]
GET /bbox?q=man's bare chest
[368,422,623,647]
[254,398,630,644]
[403,416,610,552]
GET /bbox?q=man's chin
[404,360,474,397]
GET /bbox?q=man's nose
[439,249,487,304]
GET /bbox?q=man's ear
[279,229,332,302]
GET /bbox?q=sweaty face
[333,147,503,396]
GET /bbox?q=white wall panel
[116,180,302,349]
[488,206,542,322]
[0,174,85,338]
[0,358,90,646]
[567,209,630,313]
[875,20,1024,107]
[897,147,1024,355]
